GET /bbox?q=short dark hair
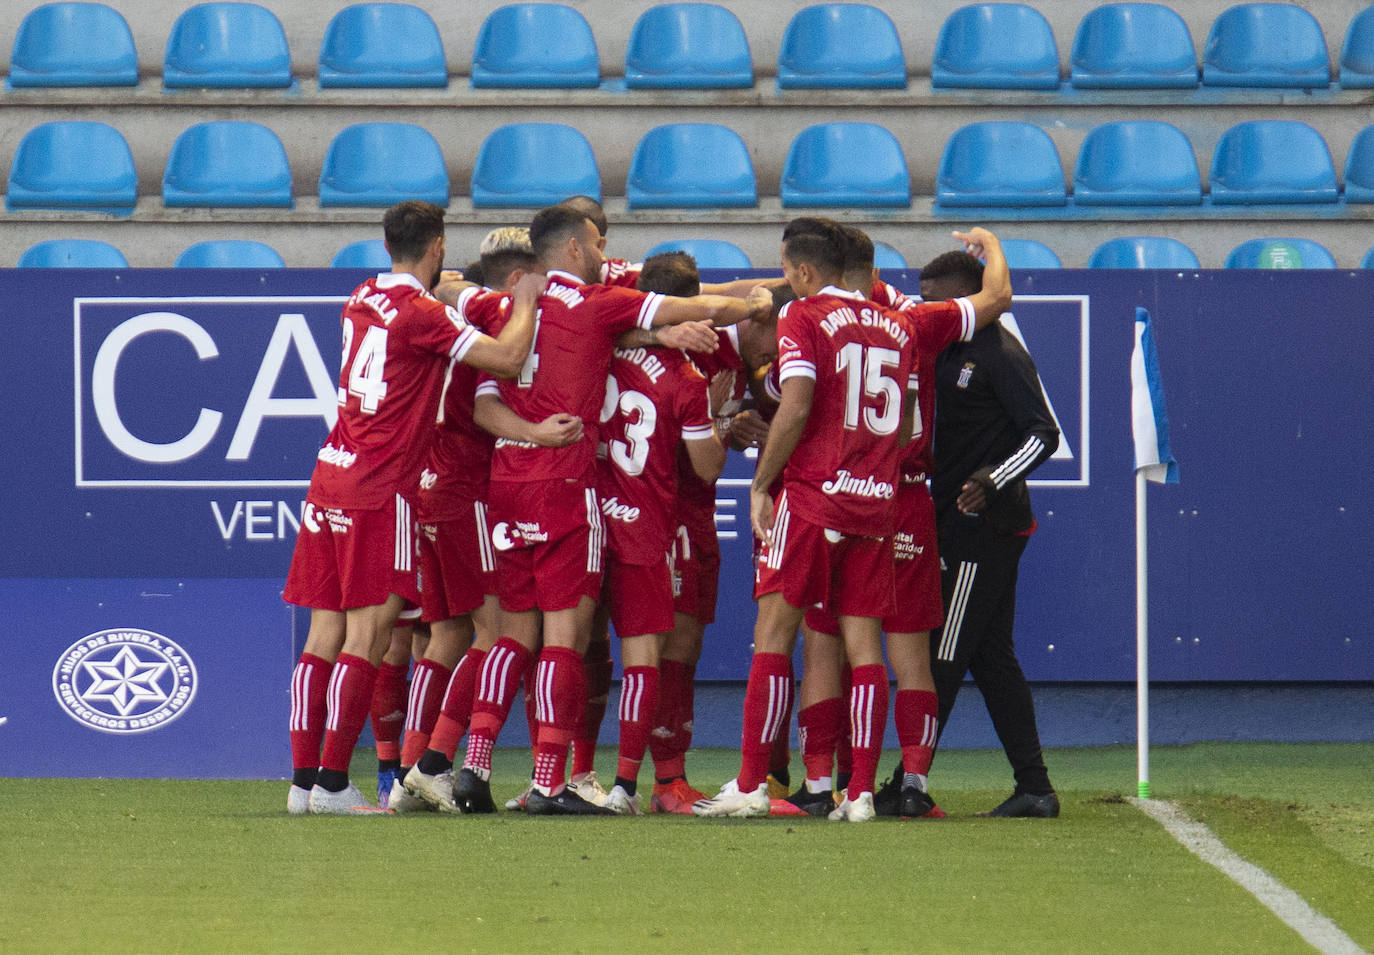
[782,217,846,276]
[637,251,700,297]
[781,215,843,242]
[530,205,592,259]
[841,225,874,274]
[383,200,445,262]
[481,250,537,290]
[461,259,485,288]
[919,250,984,296]
[558,195,608,237]
[770,283,797,316]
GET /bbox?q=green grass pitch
[2,743,1370,953]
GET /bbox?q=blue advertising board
[2,268,1371,777]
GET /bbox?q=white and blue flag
[1131,307,1179,484]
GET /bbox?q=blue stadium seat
[1070,3,1198,89]
[1341,7,1374,88]
[777,4,905,89]
[18,239,129,267]
[1074,121,1201,205]
[1088,237,1201,268]
[872,241,906,270]
[627,124,756,209]
[1208,121,1337,204]
[319,123,449,207]
[935,122,1066,207]
[471,4,599,88]
[331,239,391,268]
[932,3,1060,90]
[1202,3,1329,88]
[644,239,751,268]
[1343,125,1374,202]
[1225,238,1336,268]
[6,121,136,214]
[1361,246,1374,268]
[625,3,752,89]
[163,2,292,88]
[470,123,600,207]
[163,121,293,208]
[7,3,137,88]
[780,122,910,207]
[175,240,286,268]
[1000,239,1062,268]
[318,4,447,88]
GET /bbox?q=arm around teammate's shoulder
[652,285,773,329]
[461,272,546,378]
[953,227,1013,331]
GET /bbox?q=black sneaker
[979,791,1060,818]
[872,764,904,816]
[899,784,946,819]
[454,768,497,814]
[781,785,835,818]
[524,787,615,816]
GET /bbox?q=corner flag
[1131,306,1179,801]
[1131,307,1179,484]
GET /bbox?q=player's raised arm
[460,271,546,378]
[651,284,773,329]
[952,227,1013,330]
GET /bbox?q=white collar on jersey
[546,269,585,287]
[818,284,865,301]
[373,272,427,292]
[724,323,741,352]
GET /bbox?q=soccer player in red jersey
[594,253,729,814]
[283,201,542,815]
[786,226,970,818]
[695,220,1012,820]
[393,228,582,812]
[452,204,771,815]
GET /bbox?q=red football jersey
[600,258,642,289]
[869,278,911,310]
[473,270,663,484]
[775,286,965,536]
[598,346,712,565]
[416,290,508,520]
[308,273,482,510]
[896,296,978,482]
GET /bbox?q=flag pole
[1135,468,1150,800]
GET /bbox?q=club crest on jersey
[821,469,895,500]
[52,628,198,735]
[957,363,975,389]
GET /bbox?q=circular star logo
[51,629,198,734]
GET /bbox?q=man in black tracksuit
[920,249,1060,818]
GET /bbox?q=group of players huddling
[285,195,1047,822]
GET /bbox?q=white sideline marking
[1132,798,1365,954]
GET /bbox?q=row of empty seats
[9,2,1374,91]
[13,117,1374,213]
[14,236,1353,270]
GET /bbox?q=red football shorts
[754,490,895,619]
[418,498,498,623]
[604,554,675,638]
[804,483,941,636]
[283,493,420,612]
[672,524,721,624]
[489,478,604,613]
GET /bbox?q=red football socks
[615,665,659,786]
[798,696,844,784]
[532,646,585,793]
[846,664,890,797]
[319,653,378,774]
[895,689,939,776]
[426,646,486,761]
[464,638,532,774]
[739,652,793,792]
[289,653,332,775]
[399,658,451,768]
